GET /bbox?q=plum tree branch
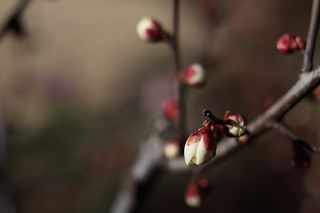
[166,67,320,173]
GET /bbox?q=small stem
[302,0,320,72]
[203,109,225,125]
[272,122,299,141]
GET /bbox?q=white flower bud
[223,111,247,137]
[185,182,201,208]
[181,63,206,87]
[136,17,163,42]
[184,127,216,166]
[163,140,179,159]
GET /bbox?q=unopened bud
[184,126,217,166]
[276,34,305,54]
[291,141,311,169]
[163,140,180,159]
[236,132,250,145]
[197,177,210,190]
[223,111,247,137]
[162,98,179,121]
[185,182,201,208]
[180,63,206,87]
[136,17,164,42]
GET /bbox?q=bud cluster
[276,33,305,54]
[184,109,247,166]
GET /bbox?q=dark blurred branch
[0,0,30,42]
[166,67,320,172]
[302,0,320,72]
[171,0,187,142]
[110,119,169,213]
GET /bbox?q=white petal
[186,195,201,208]
[184,141,199,166]
[195,137,213,165]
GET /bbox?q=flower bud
[295,36,305,50]
[162,98,179,121]
[185,182,201,208]
[291,142,311,169]
[223,111,247,137]
[276,34,305,54]
[197,177,210,191]
[184,126,217,166]
[136,17,164,42]
[163,140,180,159]
[236,132,250,145]
[180,63,206,87]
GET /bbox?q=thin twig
[0,0,29,42]
[272,122,319,152]
[302,0,320,72]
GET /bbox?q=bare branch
[166,67,320,173]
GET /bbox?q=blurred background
[0,0,320,212]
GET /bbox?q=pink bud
[184,126,217,166]
[223,111,247,137]
[185,182,201,208]
[180,63,206,87]
[163,140,180,159]
[162,98,179,122]
[136,17,163,42]
[276,34,305,54]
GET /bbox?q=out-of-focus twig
[272,122,319,152]
[0,0,30,42]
